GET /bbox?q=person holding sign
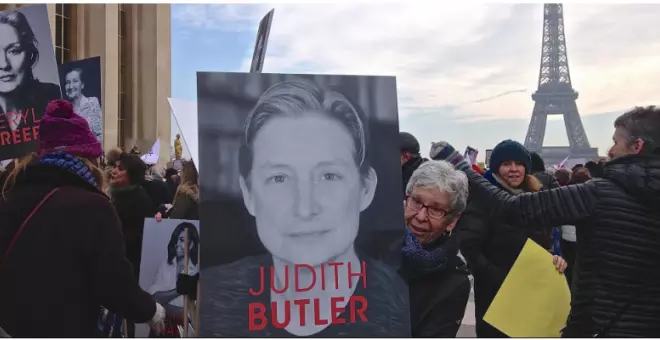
[0,9,61,160]
[398,160,472,337]
[148,222,199,337]
[449,140,567,338]
[429,106,660,338]
[0,100,165,337]
[200,81,409,337]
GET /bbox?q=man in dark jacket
[431,105,660,337]
[530,151,559,189]
[400,132,427,197]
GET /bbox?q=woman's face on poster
[175,230,194,258]
[65,70,83,100]
[240,113,377,267]
[0,24,28,94]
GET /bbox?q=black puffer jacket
[533,171,559,190]
[463,154,660,337]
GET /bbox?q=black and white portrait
[197,72,410,337]
[0,4,61,161]
[59,56,103,143]
[139,219,200,338]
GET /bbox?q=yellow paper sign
[483,239,571,337]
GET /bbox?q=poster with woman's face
[0,4,62,161]
[138,218,200,338]
[58,56,103,144]
[197,72,410,337]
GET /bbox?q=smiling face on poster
[58,56,103,144]
[197,73,410,337]
[0,4,62,161]
[138,218,200,338]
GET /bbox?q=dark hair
[554,168,571,186]
[569,168,591,185]
[529,152,546,173]
[613,106,660,155]
[238,80,371,184]
[117,152,146,186]
[571,164,584,172]
[0,10,39,79]
[167,222,199,266]
[585,161,604,178]
[66,68,86,88]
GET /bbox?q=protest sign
[138,218,201,337]
[249,9,274,73]
[484,239,571,337]
[168,97,197,165]
[0,4,62,161]
[141,139,160,165]
[196,72,411,336]
[58,56,103,144]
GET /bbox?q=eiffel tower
[524,3,598,165]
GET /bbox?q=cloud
[173,3,660,124]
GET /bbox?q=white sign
[167,97,198,167]
[140,139,160,165]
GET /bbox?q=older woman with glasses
[398,160,471,337]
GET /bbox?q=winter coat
[533,170,560,190]
[0,162,155,337]
[110,184,156,277]
[397,236,471,337]
[402,156,427,196]
[143,178,171,208]
[168,182,199,220]
[456,170,552,337]
[463,154,660,337]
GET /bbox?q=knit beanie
[38,99,103,158]
[530,152,546,173]
[489,139,531,174]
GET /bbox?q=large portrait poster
[0,4,62,161]
[58,56,103,144]
[138,218,200,338]
[197,72,411,337]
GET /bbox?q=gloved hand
[147,302,166,334]
[429,141,470,171]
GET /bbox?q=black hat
[400,132,420,154]
[489,139,531,174]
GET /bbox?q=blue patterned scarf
[38,152,98,187]
[401,227,460,277]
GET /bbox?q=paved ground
[458,276,477,337]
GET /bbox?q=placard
[197,72,410,336]
[59,56,103,144]
[0,4,62,161]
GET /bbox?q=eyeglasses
[406,196,449,220]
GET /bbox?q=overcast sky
[171,2,660,162]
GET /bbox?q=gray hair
[405,160,469,221]
[146,164,164,181]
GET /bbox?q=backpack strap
[0,187,61,268]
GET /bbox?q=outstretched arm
[464,169,598,227]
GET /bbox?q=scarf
[108,184,140,202]
[38,152,97,187]
[401,227,461,278]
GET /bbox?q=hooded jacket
[462,154,660,337]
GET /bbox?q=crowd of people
[0,98,658,338]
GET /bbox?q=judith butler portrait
[200,80,410,337]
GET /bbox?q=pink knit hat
[38,99,103,158]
